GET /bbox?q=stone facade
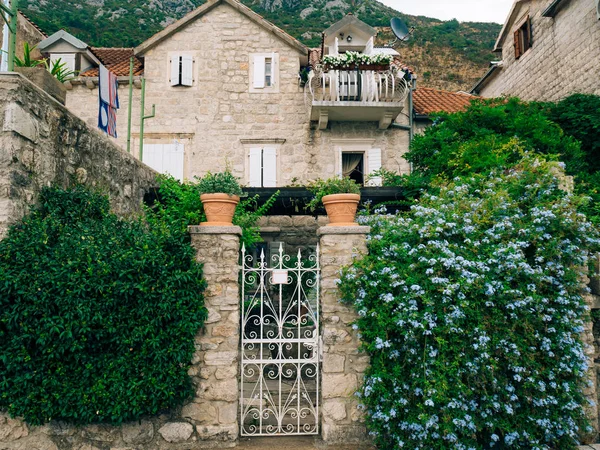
[64,1,412,185]
[0,73,157,237]
[476,0,600,101]
[318,226,370,444]
[0,13,46,67]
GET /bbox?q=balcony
[306,65,410,130]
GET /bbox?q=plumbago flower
[339,156,600,450]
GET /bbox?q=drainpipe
[0,0,17,71]
[138,77,155,161]
[390,76,416,174]
[126,56,133,153]
[0,0,10,71]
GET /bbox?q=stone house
[0,10,47,70]
[30,0,474,189]
[471,0,600,100]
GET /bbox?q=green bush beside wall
[0,185,207,425]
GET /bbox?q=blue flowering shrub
[339,155,599,449]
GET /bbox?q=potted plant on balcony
[198,170,243,226]
[307,177,361,226]
[322,52,393,72]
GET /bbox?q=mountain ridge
[21,0,502,92]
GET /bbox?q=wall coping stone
[188,225,242,235]
[317,226,371,236]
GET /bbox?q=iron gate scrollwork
[240,243,320,436]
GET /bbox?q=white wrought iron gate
[240,244,320,436]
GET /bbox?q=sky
[379,0,514,24]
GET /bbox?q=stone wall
[64,1,412,184]
[318,226,370,444]
[0,73,157,237]
[479,0,600,101]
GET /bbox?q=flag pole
[126,56,133,153]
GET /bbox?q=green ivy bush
[148,174,278,248]
[339,155,599,449]
[0,185,207,425]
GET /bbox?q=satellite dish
[390,17,413,42]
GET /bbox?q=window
[248,147,277,187]
[142,142,185,181]
[337,147,382,186]
[170,55,193,87]
[514,17,532,59]
[250,53,279,93]
[50,53,76,73]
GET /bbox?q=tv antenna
[387,17,414,46]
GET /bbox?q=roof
[135,0,308,56]
[81,48,144,77]
[323,14,377,38]
[18,10,47,38]
[38,29,88,51]
[413,87,477,116]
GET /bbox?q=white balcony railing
[306,65,410,104]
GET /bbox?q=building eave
[134,0,308,56]
[493,0,527,52]
[470,63,502,95]
[541,0,567,17]
[38,29,88,52]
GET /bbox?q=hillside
[21,0,502,92]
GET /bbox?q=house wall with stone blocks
[478,0,600,101]
[0,13,46,66]
[0,73,157,238]
[64,1,411,185]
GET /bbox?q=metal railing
[306,64,410,104]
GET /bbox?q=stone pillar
[318,226,370,444]
[188,226,241,447]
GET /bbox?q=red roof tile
[81,48,144,77]
[413,87,477,115]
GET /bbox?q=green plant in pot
[197,170,243,226]
[307,176,361,226]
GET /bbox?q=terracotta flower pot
[200,193,240,226]
[322,193,360,226]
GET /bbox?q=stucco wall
[479,0,600,101]
[64,2,411,185]
[0,73,157,237]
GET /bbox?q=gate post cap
[189,225,242,235]
[317,226,370,236]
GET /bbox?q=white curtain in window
[342,153,363,178]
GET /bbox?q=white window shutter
[367,148,382,186]
[164,143,185,181]
[142,144,164,173]
[181,55,193,86]
[248,148,262,187]
[253,55,265,88]
[262,147,277,187]
[336,147,343,178]
[170,55,180,86]
[333,37,339,56]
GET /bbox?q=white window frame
[142,141,185,181]
[242,139,285,187]
[167,52,196,88]
[249,53,280,93]
[50,53,76,73]
[332,139,382,186]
